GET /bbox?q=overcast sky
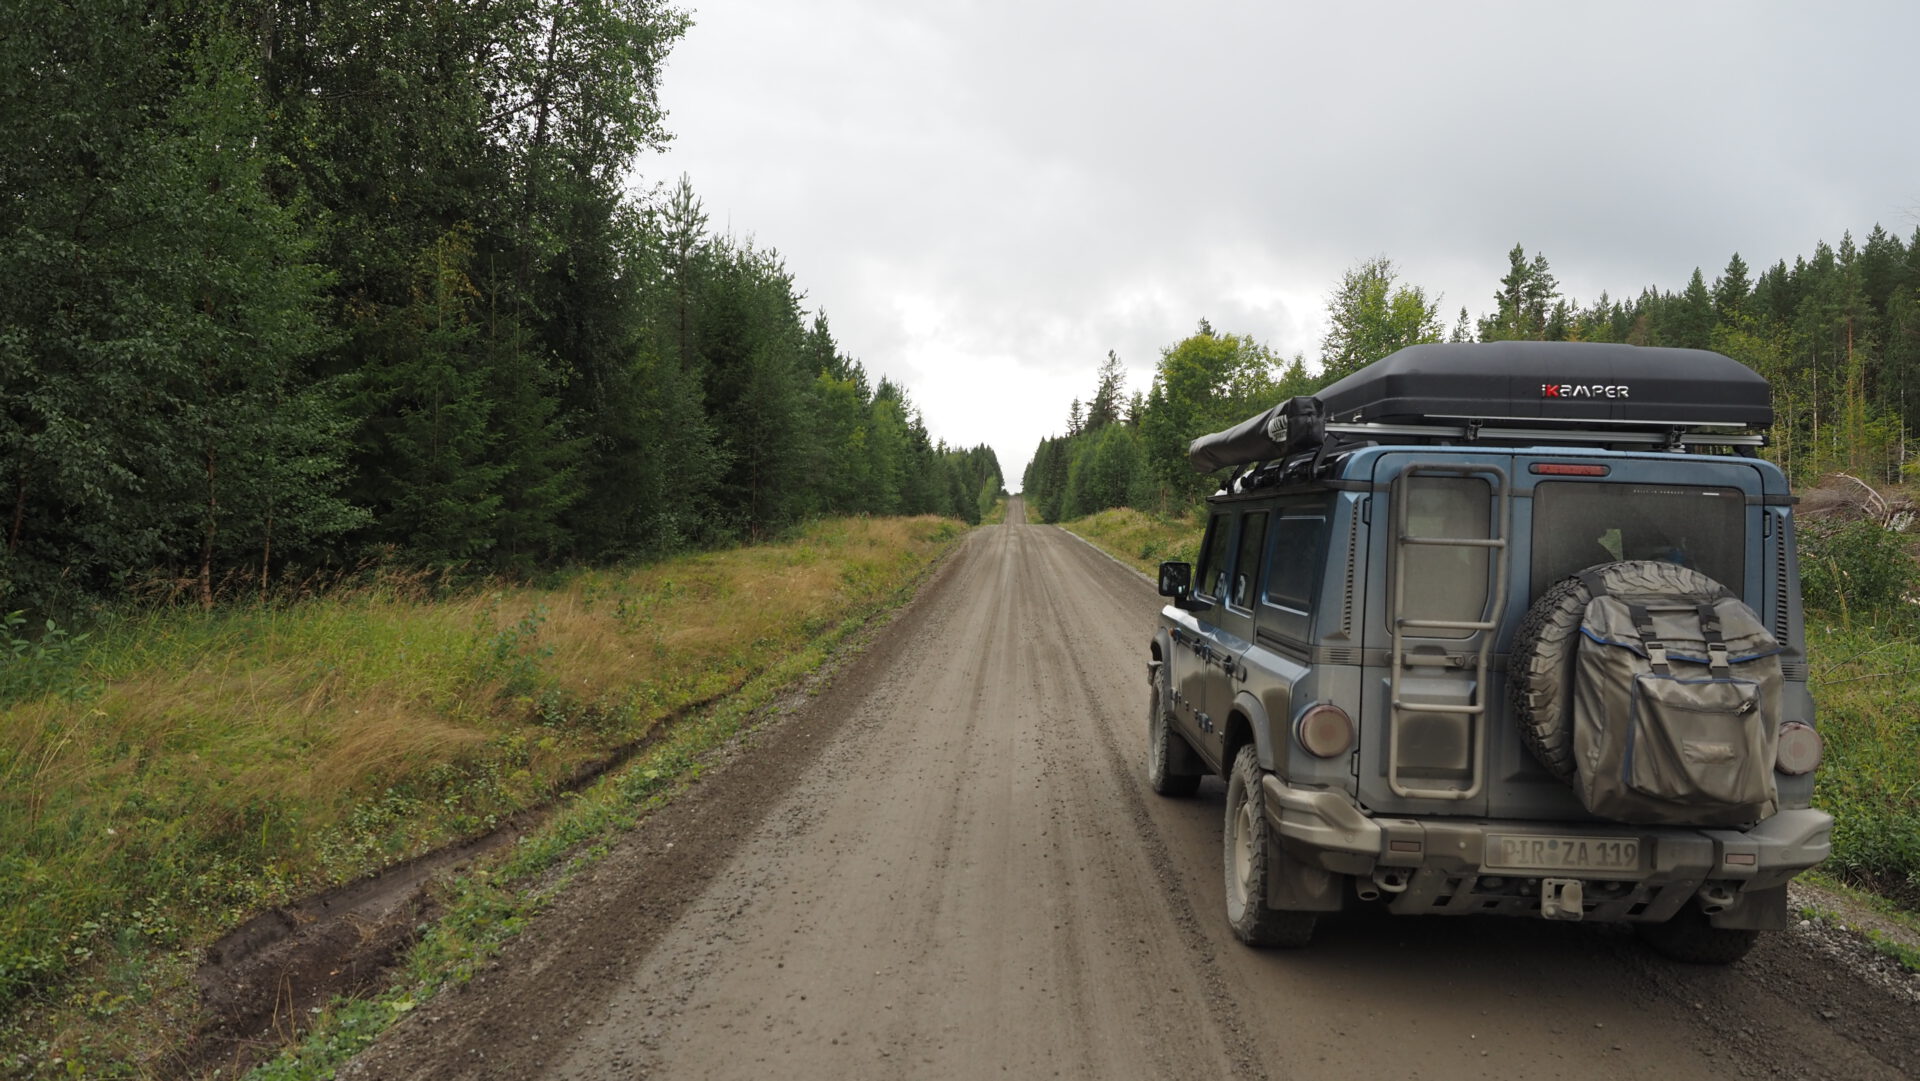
[643,1,1920,489]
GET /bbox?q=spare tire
[1508,560,1735,780]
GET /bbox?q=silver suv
[1148,342,1831,963]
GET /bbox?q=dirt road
[342,500,1919,1081]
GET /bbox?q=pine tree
[1086,352,1126,431]
[1668,268,1715,350]
[1479,245,1560,341]
[1449,307,1474,343]
[1713,254,1752,320]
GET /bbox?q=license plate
[1485,834,1642,873]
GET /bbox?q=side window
[1229,512,1268,610]
[1393,475,1491,640]
[1264,513,1330,612]
[1195,512,1233,601]
[1260,498,1333,645]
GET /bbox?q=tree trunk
[8,467,24,554]
[260,510,274,603]
[199,443,218,611]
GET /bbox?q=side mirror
[1158,561,1211,612]
[1157,561,1191,598]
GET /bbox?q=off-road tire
[1636,901,1761,965]
[1146,666,1201,797]
[1507,573,1590,778]
[1222,745,1316,948]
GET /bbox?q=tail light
[1776,722,1822,776]
[1296,703,1355,759]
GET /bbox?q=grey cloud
[652,1,1920,485]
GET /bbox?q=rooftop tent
[1186,341,1773,473]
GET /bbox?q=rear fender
[1233,690,1280,773]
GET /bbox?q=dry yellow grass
[0,515,962,1010]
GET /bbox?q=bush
[1799,519,1917,624]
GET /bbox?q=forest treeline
[1025,237,1920,520]
[1,1,999,620]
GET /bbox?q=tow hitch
[1541,878,1585,920]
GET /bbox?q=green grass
[1804,620,1920,904]
[1794,894,1920,974]
[1056,507,1204,577]
[0,516,964,1076]
[242,564,938,1081]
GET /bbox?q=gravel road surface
[342,500,1919,1081]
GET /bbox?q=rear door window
[1264,511,1329,612]
[1531,482,1745,597]
[1229,512,1268,610]
[1260,497,1333,645]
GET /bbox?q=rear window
[1394,475,1492,640]
[1531,481,1745,597]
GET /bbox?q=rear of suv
[1147,341,1832,962]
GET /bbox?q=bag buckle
[1645,640,1669,673]
[1707,641,1730,671]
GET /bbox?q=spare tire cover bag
[1510,560,1783,825]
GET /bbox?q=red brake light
[1296,704,1354,759]
[1530,463,1610,476]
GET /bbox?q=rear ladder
[1387,462,1512,800]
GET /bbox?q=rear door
[1356,453,1510,817]
[1490,454,1772,817]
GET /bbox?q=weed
[234,520,955,1081]
[1058,507,1205,577]
[1807,623,1920,902]
[1799,519,1919,630]
[0,612,93,705]
[0,515,963,1074]
[1866,930,1920,973]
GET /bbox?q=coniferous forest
[1025,241,1920,519]
[1,2,1001,620]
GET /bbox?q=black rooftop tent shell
[1186,341,1773,474]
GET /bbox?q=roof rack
[1189,342,1772,475]
[1323,420,1765,449]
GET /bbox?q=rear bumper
[1262,777,1832,926]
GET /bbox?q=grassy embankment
[1051,507,1920,910]
[0,516,963,1076]
[1056,506,1205,577]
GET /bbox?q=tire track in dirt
[339,500,1920,1081]
[1017,519,1272,1081]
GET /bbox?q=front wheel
[1146,665,1201,797]
[1223,745,1316,948]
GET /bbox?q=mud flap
[1267,838,1345,912]
[1706,884,1789,931]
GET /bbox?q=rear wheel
[1636,901,1760,965]
[1223,745,1316,948]
[1146,664,1201,797]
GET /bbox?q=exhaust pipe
[1372,869,1410,894]
[1697,883,1738,915]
